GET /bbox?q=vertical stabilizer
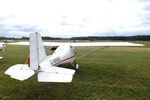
[30,32,46,70]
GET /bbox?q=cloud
[12,24,44,32]
[137,0,150,2]
[59,22,74,26]
[0,0,150,38]
[142,1,150,11]
[82,19,91,23]
[0,14,48,37]
[0,23,46,37]
[142,21,150,25]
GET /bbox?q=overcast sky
[0,0,150,38]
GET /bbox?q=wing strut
[78,46,109,59]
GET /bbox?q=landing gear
[71,61,79,70]
[75,64,79,70]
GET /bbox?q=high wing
[8,41,144,46]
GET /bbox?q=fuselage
[39,44,76,68]
[50,45,76,66]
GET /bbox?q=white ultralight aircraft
[5,33,144,82]
[0,42,6,60]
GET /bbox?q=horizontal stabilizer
[5,64,35,81]
[38,67,75,82]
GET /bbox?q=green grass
[0,42,150,100]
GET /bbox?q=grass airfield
[0,41,150,100]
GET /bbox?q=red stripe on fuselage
[53,54,76,66]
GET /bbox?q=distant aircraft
[5,33,144,82]
[0,42,6,60]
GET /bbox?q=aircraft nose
[3,44,6,47]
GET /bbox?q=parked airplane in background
[0,42,6,59]
[5,33,144,82]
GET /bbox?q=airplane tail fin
[30,32,46,70]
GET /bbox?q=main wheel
[75,64,79,70]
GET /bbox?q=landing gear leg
[71,61,79,70]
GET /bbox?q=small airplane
[0,42,6,60]
[5,32,144,82]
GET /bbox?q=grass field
[0,42,150,100]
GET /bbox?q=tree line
[70,35,150,41]
[0,35,150,41]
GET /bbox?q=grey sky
[0,0,150,38]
